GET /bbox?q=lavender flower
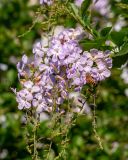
[16,89,33,110]
[14,28,112,113]
[17,54,28,78]
[93,0,109,16]
[40,0,53,5]
[75,0,84,7]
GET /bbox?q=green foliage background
[0,0,128,159]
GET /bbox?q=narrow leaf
[80,42,100,50]
[69,3,79,17]
[81,0,92,17]
[100,27,112,37]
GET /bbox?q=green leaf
[64,17,76,28]
[113,43,128,57]
[80,42,100,50]
[117,3,128,10]
[81,0,92,17]
[100,27,112,37]
[113,53,128,68]
[110,30,127,46]
[81,11,91,26]
[69,3,79,17]
[112,42,128,67]
[80,37,107,50]
[95,37,106,43]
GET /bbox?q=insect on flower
[20,79,27,85]
[34,76,41,84]
[86,73,97,86]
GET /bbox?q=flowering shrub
[11,0,128,159]
[14,28,112,113]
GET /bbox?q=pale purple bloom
[40,0,53,5]
[82,49,113,83]
[72,77,81,85]
[23,81,33,89]
[34,56,42,66]
[75,0,84,7]
[121,67,128,84]
[16,89,33,110]
[33,41,45,57]
[16,54,32,79]
[66,68,77,79]
[32,99,39,107]
[35,93,43,101]
[17,62,23,74]
[101,69,111,78]
[31,85,40,93]
[96,59,107,70]
[22,55,28,64]
[56,97,64,105]
[17,55,28,75]
[93,0,110,16]
[61,90,68,99]
[36,101,47,113]
[39,64,50,72]
[105,58,112,69]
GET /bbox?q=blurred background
[0,0,128,159]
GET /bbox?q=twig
[46,141,52,160]
[92,94,103,150]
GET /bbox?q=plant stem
[33,129,37,159]
[46,141,52,160]
[33,111,38,160]
[64,5,97,38]
[92,94,103,150]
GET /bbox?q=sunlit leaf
[113,43,128,57]
[100,27,112,37]
[110,30,128,46]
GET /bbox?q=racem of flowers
[13,28,112,113]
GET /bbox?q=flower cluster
[14,28,112,112]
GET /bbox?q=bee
[20,79,26,85]
[86,73,96,86]
[34,76,41,84]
